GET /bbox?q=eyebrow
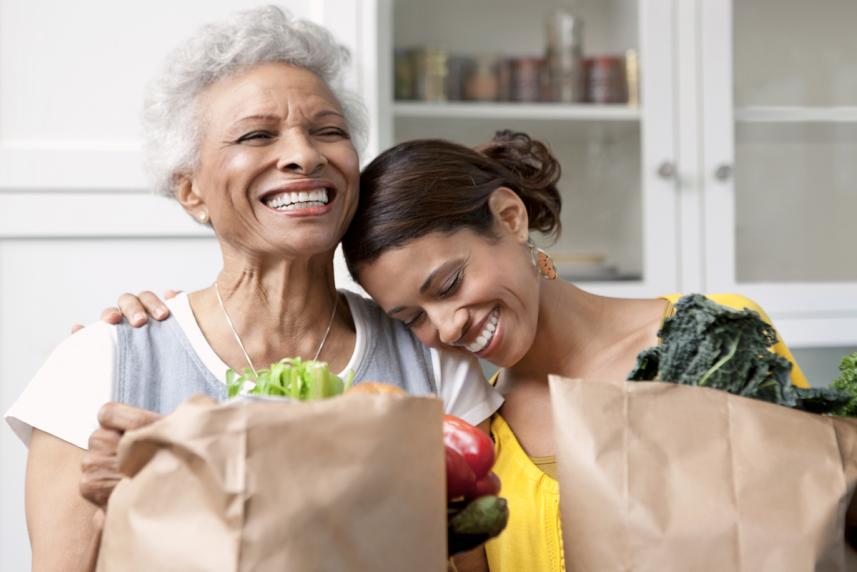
[232,113,282,125]
[313,109,347,121]
[232,109,346,126]
[387,259,461,317]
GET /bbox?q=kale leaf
[627,294,853,415]
[831,352,857,416]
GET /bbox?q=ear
[174,173,206,217]
[488,187,529,244]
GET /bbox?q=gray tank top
[112,292,437,415]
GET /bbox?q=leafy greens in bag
[226,357,354,400]
[627,294,856,415]
[832,351,857,416]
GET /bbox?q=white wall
[0,2,373,569]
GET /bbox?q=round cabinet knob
[714,163,733,181]
[656,161,675,179]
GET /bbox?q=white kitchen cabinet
[373,0,680,300]
[366,0,857,347]
[699,0,857,347]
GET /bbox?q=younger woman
[341,130,808,572]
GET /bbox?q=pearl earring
[198,211,209,224]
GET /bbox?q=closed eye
[403,311,425,329]
[236,131,275,143]
[315,127,351,140]
[438,270,462,299]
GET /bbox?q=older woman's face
[187,62,360,258]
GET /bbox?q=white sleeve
[431,348,503,425]
[4,322,116,450]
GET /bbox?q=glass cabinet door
[701,0,857,346]
[377,0,679,296]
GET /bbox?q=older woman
[3,7,500,571]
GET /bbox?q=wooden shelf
[734,106,857,123]
[394,101,641,121]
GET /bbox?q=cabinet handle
[656,161,675,179]
[714,163,733,182]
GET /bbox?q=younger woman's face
[358,194,542,367]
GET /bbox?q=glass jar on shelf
[545,7,584,103]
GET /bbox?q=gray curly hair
[143,5,367,197]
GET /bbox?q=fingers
[97,402,162,432]
[81,403,160,509]
[164,289,182,300]
[71,324,85,334]
[80,429,123,508]
[99,307,123,325]
[138,291,170,320]
[88,425,123,451]
[116,291,169,326]
[117,292,150,327]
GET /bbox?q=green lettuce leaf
[226,357,354,401]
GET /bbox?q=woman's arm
[71,291,176,333]
[71,291,177,333]
[26,429,101,572]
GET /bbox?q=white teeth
[466,308,499,354]
[263,188,329,209]
[278,201,326,211]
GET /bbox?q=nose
[276,129,327,175]
[432,305,470,347]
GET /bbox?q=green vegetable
[448,495,509,555]
[226,357,354,400]
[628,294,853,415]
[831,352,857,416]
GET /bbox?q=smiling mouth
[465,307,499,354]
[262,188,331,211]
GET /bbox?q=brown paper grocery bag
[97,393,446,572]
[549,376,857,572]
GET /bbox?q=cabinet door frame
[603,0,681,298]
[699,0,857,347]
[578,0,680,299]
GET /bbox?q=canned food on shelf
[583,55,628,104]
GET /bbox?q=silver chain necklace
[213,282,338,376]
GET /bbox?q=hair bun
[476,130,562,237]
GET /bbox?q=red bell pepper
[443,415,498,500]
[443,415,495,478]
[470,471,501,497]
[445,447,477,500]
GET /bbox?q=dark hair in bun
[342,130,563,279]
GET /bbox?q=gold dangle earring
[528,238,558,280]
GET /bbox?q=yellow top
[484,293,809,572]
[486,414,564,572]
